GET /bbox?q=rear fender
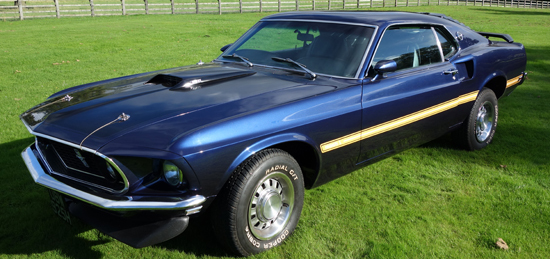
[480,70,507,99]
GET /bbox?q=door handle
[444,69,459,75]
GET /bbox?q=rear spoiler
[477,32,514,43]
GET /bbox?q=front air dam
[69,202,189,248]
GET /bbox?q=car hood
[21,63,338,152]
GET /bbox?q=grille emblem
[74,149,90,168]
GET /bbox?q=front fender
[219,133,321,191]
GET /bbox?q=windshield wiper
[222,53,253,67]
[271,57,316,80]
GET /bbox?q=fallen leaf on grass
[496,238,509,250]
[15,70,21,73]
[53,63,60,65]
[500,165,507,168]
[14,98,21,101]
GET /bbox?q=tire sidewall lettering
[486,103,498,143]
[467,89,499,150]
[242,161,298,250]
[264,163,298,181]
[244,227,290,250]
[245,226,261,248]
[289,169,298,181]
[227,149,304,255]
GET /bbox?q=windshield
[218,21,375,78]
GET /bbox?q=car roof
[261,11,465,28]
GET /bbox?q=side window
[434,27,458,60]
[371,25,443,73]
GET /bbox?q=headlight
[163,161,183,186]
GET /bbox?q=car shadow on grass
[0,137,111,259]
[153,211,231,257]
[418,84,550,168]
[0,137,230,257]
[419,131,459,150]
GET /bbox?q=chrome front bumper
[21,145,206,213]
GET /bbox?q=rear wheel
[458,88,499,150]
[211,149,304,256]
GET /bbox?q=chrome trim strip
[47,143,106,179]
[259,18,379,28]
[49,171,119,193]
[34,141,55,174]
[22,146,206,211]
[34,141,120,193]
[34,132,96,154]
[29,132,130,194]
[356,26,378,79]
[365,22,458,78]
[185,206,203,215]
[431,27,446,62]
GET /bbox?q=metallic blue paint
[19,11,527,249]
[219,133,319,190]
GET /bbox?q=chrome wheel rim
[248,172,294,240]
[475,101,495,143]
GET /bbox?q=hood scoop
[145,70,256,91]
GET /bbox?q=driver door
[358,25,470,164]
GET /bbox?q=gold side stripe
[320,90,479,153]
[506,74,523,88]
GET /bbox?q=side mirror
[220,44,233,52]
[371,60,397,81]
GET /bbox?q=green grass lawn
[1,6,549,258]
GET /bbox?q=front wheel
[458,88,499,150]
[211,149,304,256]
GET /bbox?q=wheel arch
[480,72,507,99]
[270,141,320,190]
[219,133,322,192]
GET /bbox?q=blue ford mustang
[20,11,526,256]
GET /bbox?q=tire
[458,88,499,150]
[211,149,305,256]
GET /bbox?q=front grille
[36,137,126,193]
